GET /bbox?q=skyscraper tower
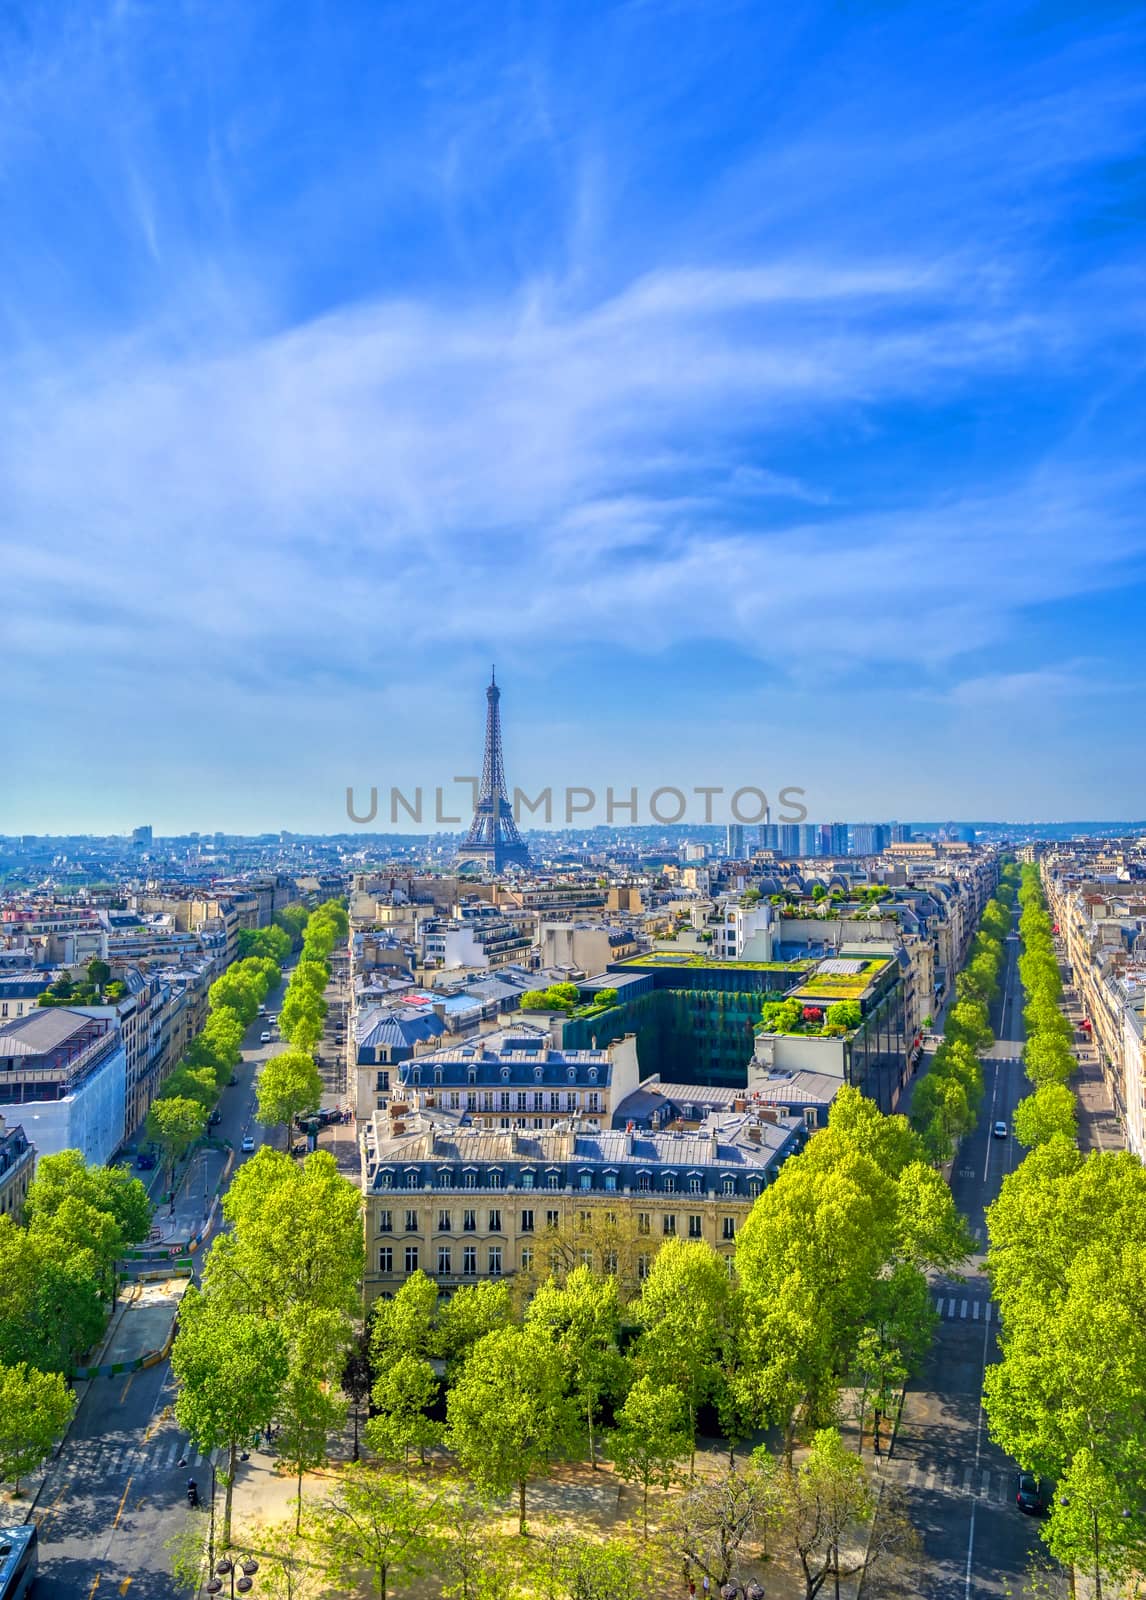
[454,669,532,872]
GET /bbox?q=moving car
[260,1030,272,1044]
[993,1120,1008,1139]
[134,1151,156,1170]
[207,1109,221,1127]
[1016,1472,1045,1514]
[241,1134,256,1154]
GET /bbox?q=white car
[993,1121,1008,1139]
[260,1030,272,1044]
[241,1134,256,1154]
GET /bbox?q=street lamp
[206,1553,259,1596]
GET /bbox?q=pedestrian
[689,1583,696,1599]
[703,1577,710,1598]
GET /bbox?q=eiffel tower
[454,669,532,872]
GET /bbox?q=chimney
[747,1124,762,1143]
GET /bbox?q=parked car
[993,1121,1008,1139]
[260,1030,272,1044]
[1016,1472,1045,1514]
[228,1073,238,1086]
[208,1109,222,1127]
[135,1151,157,1170]
[241,1134,256,1154]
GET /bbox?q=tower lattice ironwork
[454,669,531,871]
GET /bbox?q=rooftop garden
[616,951,815,972]
[757,997,863,1037]
[790,957,890,1000]
[37,960,127,1008]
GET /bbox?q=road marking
[964,1299,994,1599]
[119,1374,135,1405]
[981,1470,991,1499]
[947,1297,955,1318]
[972,1300,980,1320]
[87,1577,102,1599]
[960,1299,968,1319]
[119,1580,133,1595]
[925,1467,936,1490]
[112,1475,133,1531]
[943,1465,954,1492]
[985,1302,992,1325]
[962,1467,973,1496]
[934,1295,944,1316]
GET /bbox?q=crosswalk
[933,1294,993,1323]
[881,1457,1016,1508]
[63,1432,218,1479]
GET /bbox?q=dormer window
[567,1067,576,1082]
[534,1066,543,1082]
[662,1173,676,1193]
[378,1170,394,1190]
[434,1067,443,1085]
[468,1067,477,1085]
[501,1065,511,1082]
[588,1067,598,1082]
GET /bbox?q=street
[30,971,291,1600]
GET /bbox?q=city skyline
[4,0,1145,831]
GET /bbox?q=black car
[208,1109,222,1127]
[1016,1472,1045,1514]
[135,1151,156,1170]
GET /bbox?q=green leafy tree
[606,1376,690,1536]
[1013,1083,1078,1148]
[366,1354,443,1472]
[256,1049,323,1149]
[371,1270,440,1368]
[311,1465,438,1600]
[446,1325,581,1534]
[274,1317,349,1530]
[0,1361,75,1491]
[0,1216,105,1373]
[1044,1448,1144,1600]
[171,1291,289,1543]
[945,998,993,1053]
[147,1095,207,1190]
[436,1280,513,1375]
[659,1457,780,1588]
[526,1266,624,1469]
[632,1239,732,1475]
[205,1149,364,1321]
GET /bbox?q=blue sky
[2,0,1144,833]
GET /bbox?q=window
[546,1171,561,1190]
[488,1209,502,1233]
[663,1214,677,1236]
[549,1093,561,1112]
[378,1210,393,1234]
[722,1176,736,1196]
[588,1066,598,1082]
[580,1249,593,1268]
[578,1210,591,1234]
[438,1210,452,1233]
[462,1246,477,1276]
[378,1171,394,1190]
[604,1171,616,1192]
[468,1067,477,1085]
[722,1216,736,1241]
[533,1092,544,1111]
[688,1214,703,1238]
[375,1070,390,1091]
[533,1065,543,1081]
[463,1209,476,1232]
[521,1170,535,1190]
[688,1175,703,1194]
[501,1065,511,1081]
[579,1172,592,1191]
[434,1067,443,1085]
[663,1174,676,1193]
[405,1171,420,1189]
[488,1247,502,1275]
[637,1172,651,1192]
[521,1209,534,1233]
[517,1091,528,1111]
[521,1247,534,1272]
[378,1247,393,1272]
[464,1172,477,1190]
[438,1247,452,1275]
[449,1091,461,1110]
[749,1180,762,1198]
[637,1212,650,1235]
[466,1092,476,1110]
[411,1067,421,1085]
[404,1246,419,1273]
[405,1210,418,1232]
[588,1091,600,1112]
[438,1169,453,1188]
[637,1253,650,1281]
[499,1091,511,1111]
[603,1250,618,1274]
[546,1209,560,1229]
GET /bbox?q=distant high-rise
[891,822,912,843]
[779,823,801,858]
[131,825,152,848]
[825,822,849,857]
[798,823,819,857]
[455,670,531,873]
[725,823,746,859]
[851,823,891,856]
[758,823,780,851]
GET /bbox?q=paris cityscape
[3,3,1145,1600]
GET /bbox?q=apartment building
[374,1025,641,1133]
[360,1106,801,1303]
[0,1114,34,1218]
[0,1009,126,1165]
[1045,852,1146,1158]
